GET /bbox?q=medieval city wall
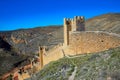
[42,31,120,66]
[63,31,120,55]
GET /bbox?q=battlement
[64,16,85,32]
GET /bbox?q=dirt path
[68,66,77,80]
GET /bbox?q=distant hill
[0,26,63,55]
[86,13,120,34]
[28,47,120,80]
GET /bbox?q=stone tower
[63,16,85,46]
[72,16,85,31]
[64,18,72,46]
[38,46,45,69]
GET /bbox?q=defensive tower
[63,16,85,46]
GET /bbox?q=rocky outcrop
[11,35,26,44]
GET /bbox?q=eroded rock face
[64,31,120,55]
[11,35,26,44]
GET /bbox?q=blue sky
[0,0,120,31]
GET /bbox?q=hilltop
[26,13,120,80]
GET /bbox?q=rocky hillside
[0,26,63,55]
[0,37,27,76]
[86,13,120,34]
[28,47,120,80]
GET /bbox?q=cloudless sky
[0,0,120,31]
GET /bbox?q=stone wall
[63,31,120,55]
[43,45,64,65]
[38,31,120,68]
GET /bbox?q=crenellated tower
[72,16,85,31]
[64,18,72,46]
[63,16,85,46]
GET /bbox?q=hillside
[86,13,120,34]
[0,37,27,76]
[0,26,63,55]
[28,47,120,80]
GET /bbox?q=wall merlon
[74,16,77,21]
[81,16,84,19]
[78,16,81,20]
